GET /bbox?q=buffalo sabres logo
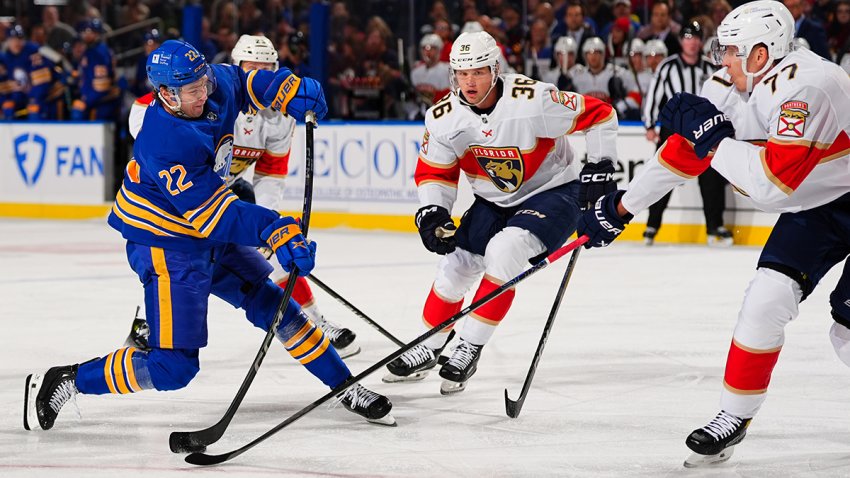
[214,135,234,178]
[777,100,809,138]
[469,145,524,193]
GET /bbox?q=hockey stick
[184,235,589,466]
[306,273,404,347]
[504,244,583,418]
[169,111,317,454]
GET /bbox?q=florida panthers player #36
[576,1,850,467]
[384,31,619,394]
[23,40,395,434]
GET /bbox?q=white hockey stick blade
[683,447,736,468]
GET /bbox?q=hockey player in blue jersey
[23,39,395,432]
[71,19,120,121]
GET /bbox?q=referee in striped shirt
[641,20,733,246]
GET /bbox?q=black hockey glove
[660,92,735,159]
[578,158,617,207]
[576,190,633,248]
[415,205,457,255]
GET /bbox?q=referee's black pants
[646,128,728,233]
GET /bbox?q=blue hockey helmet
[8,24,25,39]
[147,39,216,116]
[76,18,104,34]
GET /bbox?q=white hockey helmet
[712,0,794,91]
[460,21,484,34]
[628,38,645,56]
[582,36,605,55]
[554,36,578,56]
[232,34,279,71]
[420,33,444,51]
[644,39,668,57]
[449,31,501,106]
[792,37,810,51]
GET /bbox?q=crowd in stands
[2,0,850,123]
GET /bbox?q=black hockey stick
[306,273,404,347]
[504,243,583,418]
[184,235,590,466]
[169,111,317,454]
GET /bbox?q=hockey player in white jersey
[576,1,850,467]
[571,36,641,120]
[383,31,619,394]
[126,35,361,358]
[543,36,578,91]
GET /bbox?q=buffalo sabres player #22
[23,40,395,433]
[384,31,619,394]
[577,1,850,467]
[126,34,361,359]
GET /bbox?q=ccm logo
[693,113,728,139]
[581,172,613,182]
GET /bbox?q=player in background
[383,31,619,394]
[571,36,641,120]
[127,34,362,359]
[543,36,578,91]
[410,33,451,106]
[576,1,850,466]
[625,38,649,100]
[24,40,395,433]
[1,25,66,120]
[644,39,668,75]
[71,19,119,121]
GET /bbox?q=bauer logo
[13,133,47,186]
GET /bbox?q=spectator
[501,4,526,72]
[571,36,640,119]
[643,38,667,73]
[606,16,633,68]
[212,27,238,64]
[709,0,732,39]
[829,0,850,58]
[601,0,641,39]
[783,0,831,60]
[71,19,119,121]
[637,0,681,56]
[434,18,454,62]
[30,25,47,46]
[641,21,729,246]
[119,0,150,28]
[42,6,76,58]
[526,19,552,79]
[555,0,596,64]
[626,38,651,100]
[410,33,450,107]
[543,35,578,91]
[838,37,850,74]
[238,0,264,35]
[196,17,219,62]
[280,31,310,77]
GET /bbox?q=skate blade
[367,413,397,427]
[707,238,734,248]
[440,379,468,395]
[683,446,736,468]
[335,344,361,359]
[382,370,430,383]
[23,373,42,431]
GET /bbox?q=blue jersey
[108,64,284,251]
[1,42,40,115]
[76,42,116,108]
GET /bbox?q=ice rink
[2,218,850,477]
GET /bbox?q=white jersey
[635,69,653,97]
[570,63,638,103]
[415,73,618,210]
[410,61,451,102]
[128,93,295,212]
[622,48,850,215]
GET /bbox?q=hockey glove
[416,205,457,255]
[576,190,633,248]
[260,216,317,276]
[659,92,735,159]
[263,69,328,122]
[578,158,617,207]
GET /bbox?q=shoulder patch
[549,90,578,111]
[421,129,430,155]
[776,100,809,138]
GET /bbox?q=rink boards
[0,121,777,245]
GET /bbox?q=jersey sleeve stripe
[418,178,460,188]
[255,150,290,176]
[115,191,204,238]
[121,186,197,228]
[197,194,239,236]
[185,184,230,222]
[246,70,266,111]
[415,157,461,187]
[566,97,615,135]
[656,134,712,179]
[760,131,850,194]
[110,203,176,237]
[417,155,458,169]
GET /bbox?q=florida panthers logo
[214,135,234,178]
[470,145,524,193]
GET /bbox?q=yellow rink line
[0,202,773,246]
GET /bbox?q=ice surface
[1,219,849,477]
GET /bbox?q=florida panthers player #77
[577,1,850,467]
[24,39,395,434]
[385,31,619,394]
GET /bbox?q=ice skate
[123,306,151,351]
[314,315,360,359]
[643,227,657,246]
[383,344,440,383]
[439,339,483,395]
[707,227,734,247]
[24,364,79,431]
[336,383,396,426]
[683,410,751,468]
